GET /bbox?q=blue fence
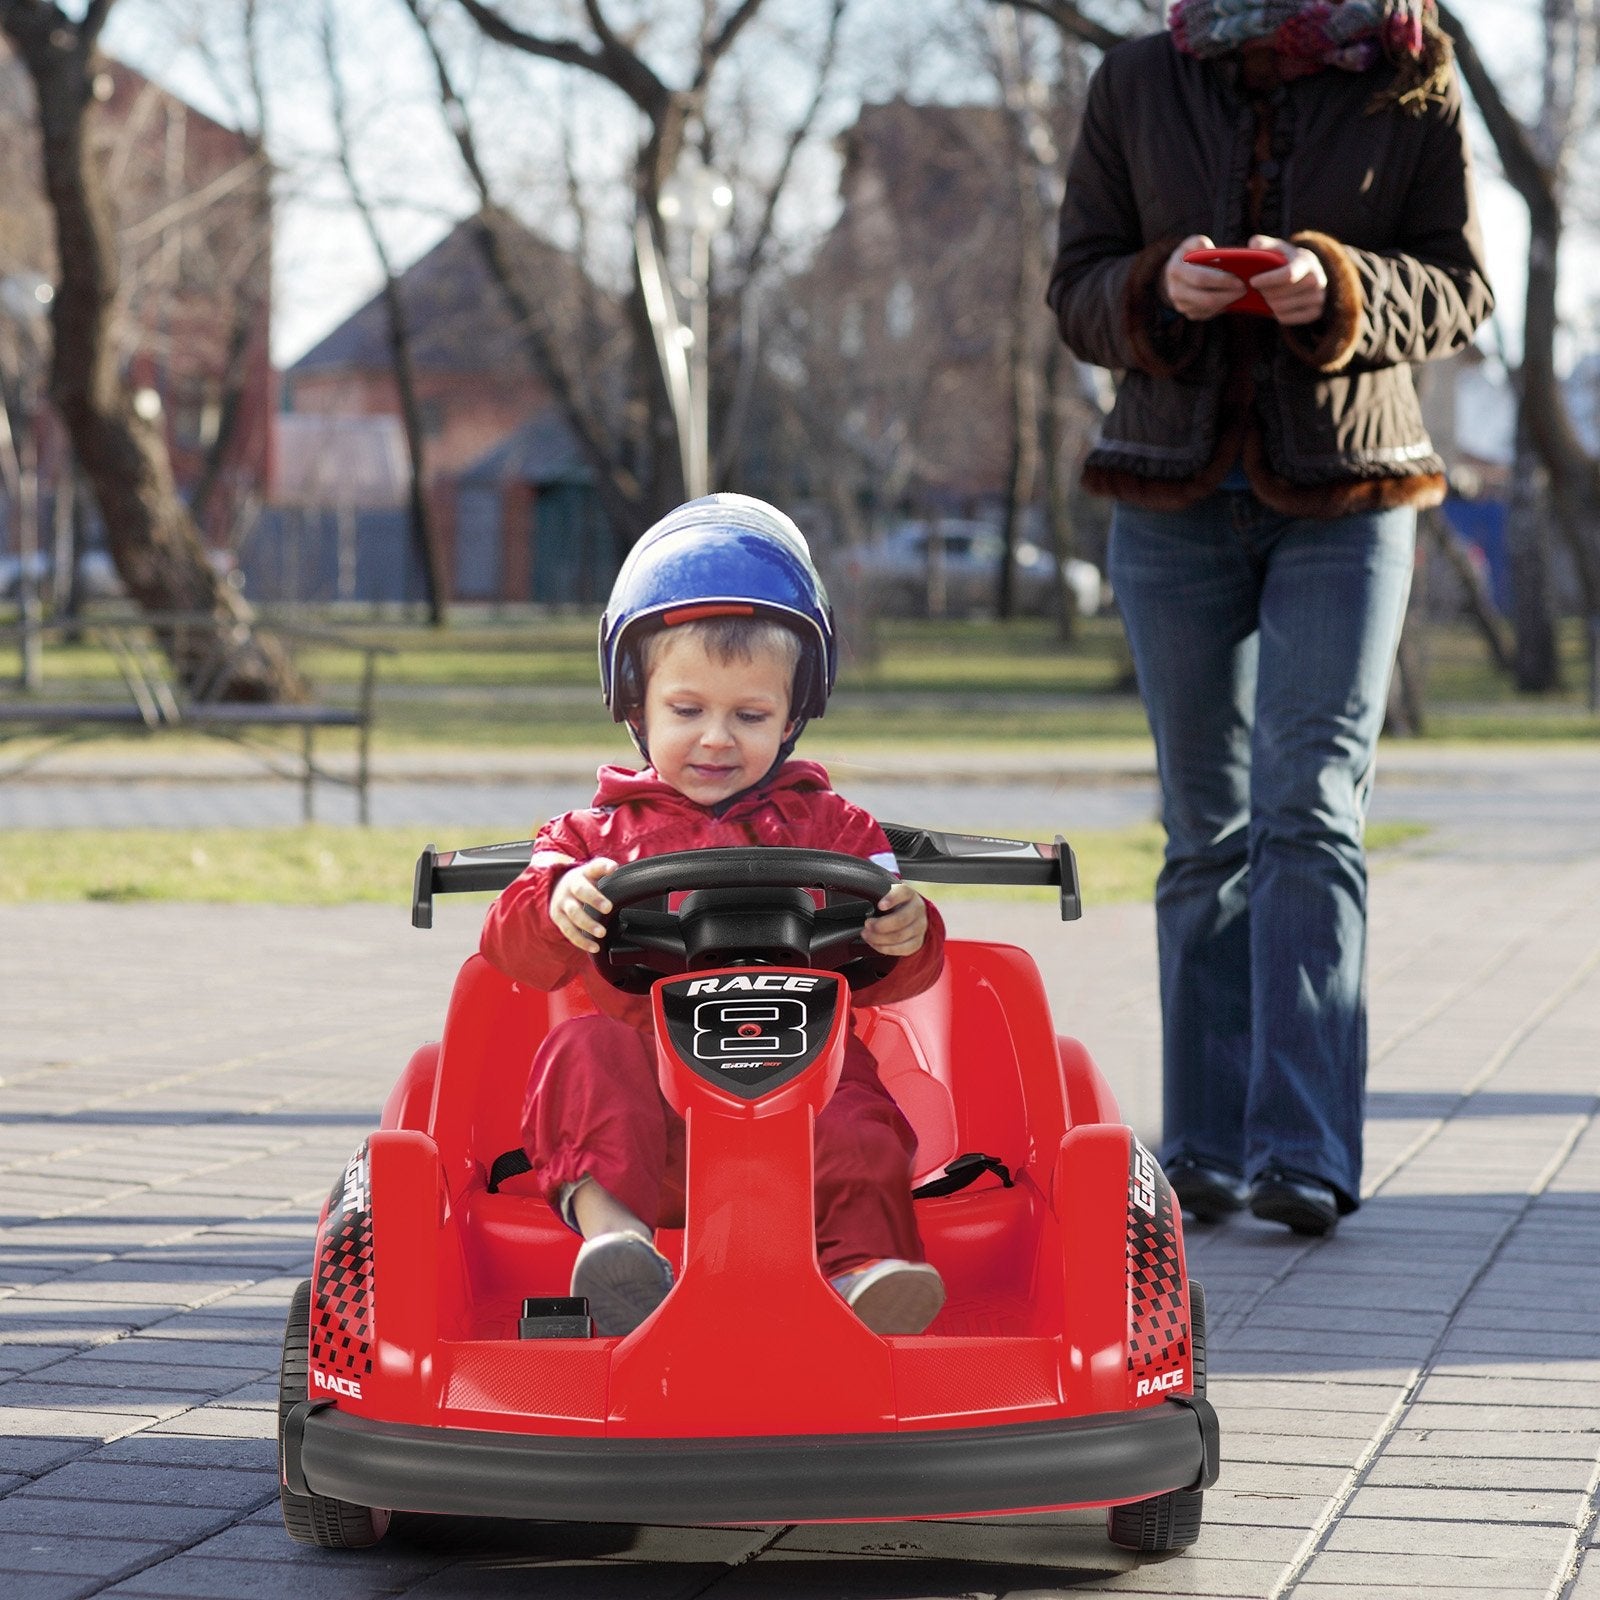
[239,508,428,603]
[1441,496,1510,614]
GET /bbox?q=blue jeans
[1108,492,1415,1210]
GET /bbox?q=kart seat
[856,993,959,1186]
[447,947,1044,1207]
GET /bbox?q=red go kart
[277,828,1218,1555]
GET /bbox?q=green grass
[0,819,1430,908]
[5,610,1594,750]
[1404,616,1600,738]
[0,826,447,907]
[0,612,1147,750]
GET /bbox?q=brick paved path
[3,848,1600,1597]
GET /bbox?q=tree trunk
[1041,339,1080,642]
[1,6,300,701]
[1507,408,1562,691]
[1439,5,1600,662]
[630,106,696,526]
[995,237,1037,623]
[377,273,449,624]
[1420,505,1514,673]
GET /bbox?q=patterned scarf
[1169,0,1453,111]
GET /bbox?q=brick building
[282,217,617,604]
[782,97,1045,520]
[0,44,274,552]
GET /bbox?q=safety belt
[911,1151,1013,1198]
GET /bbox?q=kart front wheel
[278,1278,391,1548]
[1106,1279,1207,1555]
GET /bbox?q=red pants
[521,1014,923,1278]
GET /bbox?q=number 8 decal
[693,999,809,1060]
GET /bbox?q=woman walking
[1048,0,1493,1234]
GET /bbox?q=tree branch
[738,0,847,285]
[698,0,766,86]
[1440,1,1600,618]
[1437,3,1557,229]
[580,0,629,62]
[452,0,604,72]
[453,0,667,118]
[81,0,117,49]
[242,0,270,143]
[321,0,446,620]
[405,0,644,530]
[118,152,267,245]
[0,1,59,53]
[990,0,1126,55]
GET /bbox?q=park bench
[0,611,391,822]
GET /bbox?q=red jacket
[480,759,946,1026]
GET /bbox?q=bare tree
[402,0,652,542]
[320,0,447,624]
[147,0,277,553]
[0,0,300,699]
[986,3,1100,635]
[1439,2,1600,694]
[988,6,1044,623]
[1002,0,1123,50]
[409,0,850,540]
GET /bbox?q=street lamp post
[639,155,733,501]
[0,273,54,691]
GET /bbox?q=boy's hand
[863,880,927,958]
[550,857,617,954]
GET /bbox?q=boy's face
[641,631,794,806]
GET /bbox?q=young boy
[481,494,947,1338]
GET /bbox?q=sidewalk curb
[5,741,1599,787]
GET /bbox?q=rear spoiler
[411,825,1082,930]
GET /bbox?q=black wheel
[278,1278,391,1548]
[1107,1279,1207,1554]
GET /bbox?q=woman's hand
[550,857,618,953]
[1246,233,1328,325]
[1162,234,1252,322]
[864,880,928,958]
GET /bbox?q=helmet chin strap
[624,716,812,812]
[710,719,809,815]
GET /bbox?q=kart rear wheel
[278,1278,391,1548]
[1107,1279,1207,1554]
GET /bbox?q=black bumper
[284,1395,1219,1524]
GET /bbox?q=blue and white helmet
[600,494,837,756]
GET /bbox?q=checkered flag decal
[310,1143,375,1377]
[1126,1140,1189,1397]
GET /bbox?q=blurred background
[0,0,1597,894]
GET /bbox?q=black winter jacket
[1047,33,1494,517]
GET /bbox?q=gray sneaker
[830,1258,945,1335]
[570,1231,674,1336]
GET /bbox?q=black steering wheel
[592,847,897,994]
